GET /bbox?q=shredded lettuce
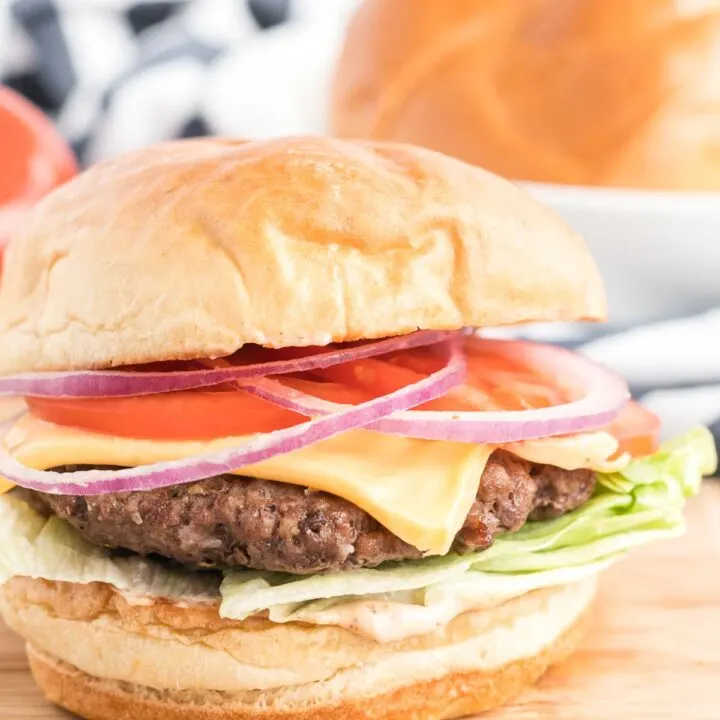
[0,427,715,627]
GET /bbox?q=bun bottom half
[3,576,596,720]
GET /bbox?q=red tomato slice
[26,343,661,457]
[313,344,572,412]
[313,357,493,412]
[26,380,369,441]
[314,347,659,457]
[604,400,661,457]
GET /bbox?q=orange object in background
[0,86,77,269]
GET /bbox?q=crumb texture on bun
[0,136,604,373]
[2,576,595,719]
[333,0,720,190]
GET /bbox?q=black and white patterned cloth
[1,0,718,448]
[0,0,360,161]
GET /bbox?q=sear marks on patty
[20,451,595,574]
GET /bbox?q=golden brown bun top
[0,136,604,373]
[332,0,720,191]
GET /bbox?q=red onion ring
[0,342,465,495]
[237,338,630,443]
[0,330,460,399]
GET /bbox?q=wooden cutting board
[2,483,719,719]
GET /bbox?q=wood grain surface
[2,483,719,720]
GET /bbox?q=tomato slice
[26,343,661,456]
[313,347,659,457]
[605,400,660,457]
[26,379,369,441]
[313,345,572,412]
[310,353,483,412]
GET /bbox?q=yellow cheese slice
[1,413,494,555]
[0,475,14,496]
[503,433,630,473]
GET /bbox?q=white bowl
[522,182,720,327]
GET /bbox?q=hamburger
[332,0,720,190]
[0,136,715,719]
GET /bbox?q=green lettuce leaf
[220,554,476,620]
[266,557,617,633]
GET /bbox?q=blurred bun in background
[332,0,720,191]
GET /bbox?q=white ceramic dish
[522,182,720,326]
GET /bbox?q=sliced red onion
[239,338,630,443]
[0,342,465,495]
[0,330,461,399]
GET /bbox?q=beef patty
[20,451,594,574]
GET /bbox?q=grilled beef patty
[19,451,594,573]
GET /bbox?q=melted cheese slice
[503,434,630,473]
[1,413,494,555]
